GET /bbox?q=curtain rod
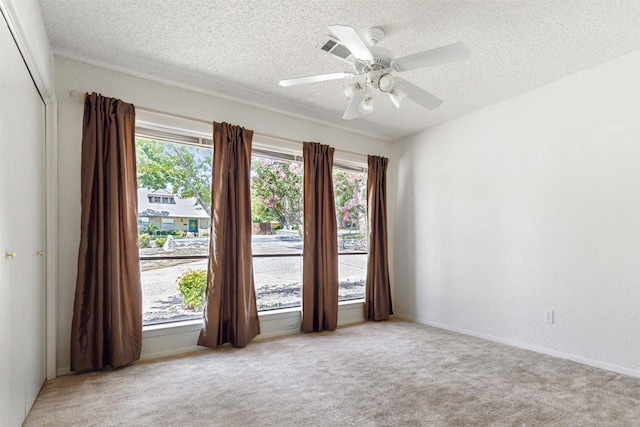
[68,90,368,159]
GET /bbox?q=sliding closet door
[0,12,47,427]
[0,12,13,417]
[0,15,21,423]
[21,55,46,418]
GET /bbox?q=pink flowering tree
[250,158,303,230]
[333,170,366,232]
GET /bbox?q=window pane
[141,258,206,325]
[253,256,302,311]
[136,136,212,325]
[250,155,303,310]
[334,168,367,301]
[338,253,366,300]
[333,170,368,254]
[250,156,303,253]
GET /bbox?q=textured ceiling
[39,0,640,141]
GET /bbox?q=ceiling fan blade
[394,78,443,110]
[343,88,367,120]
[328,25,374,63]
[279,72,354,87]
[392,42,470,72]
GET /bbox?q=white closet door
[21,53,46,417]
[0,12,47,427]
[0,13,14,421]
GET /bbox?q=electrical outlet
[285,320,298,330]
[545,309,554,324]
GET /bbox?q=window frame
[136,123,370,326]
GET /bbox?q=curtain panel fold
[198,122,260,348]
[70,93,142,371]
[301,142,339,332]
[365,155,393,321]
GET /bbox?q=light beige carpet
[26,320,640,426]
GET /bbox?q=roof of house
[138,188,209,219]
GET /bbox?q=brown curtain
[365,155,393,320]
[198,122,260,348]
[301,142,339,332]
[70,93,142,371]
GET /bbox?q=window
[334,168,368,301]
[148,195,175,204]
[249,155,368,307]
[250,155,303,311]
[137,216,150,232]
[136,128,368,326]
[136,135,212,325]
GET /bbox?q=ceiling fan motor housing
[362,44,394,69]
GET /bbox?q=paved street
[141,233,367,324]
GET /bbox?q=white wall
[54,56,393,374]
[393,50,640,376]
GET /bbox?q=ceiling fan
[279,25,470,120]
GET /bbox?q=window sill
[142,299,365,337]
[258,306,301,320]
[339,298,364,306]
[143,318,203,337]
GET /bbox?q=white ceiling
[38,0,640,141]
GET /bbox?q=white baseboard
[395,313,640,379]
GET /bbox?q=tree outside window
[250,158,303,231]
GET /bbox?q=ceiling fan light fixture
[359,95,375,115]
[343,82,354,99]
[377,72,394,93]
[342,80,361,100]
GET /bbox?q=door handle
[37,251,44,256]
[5,251,15,258]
